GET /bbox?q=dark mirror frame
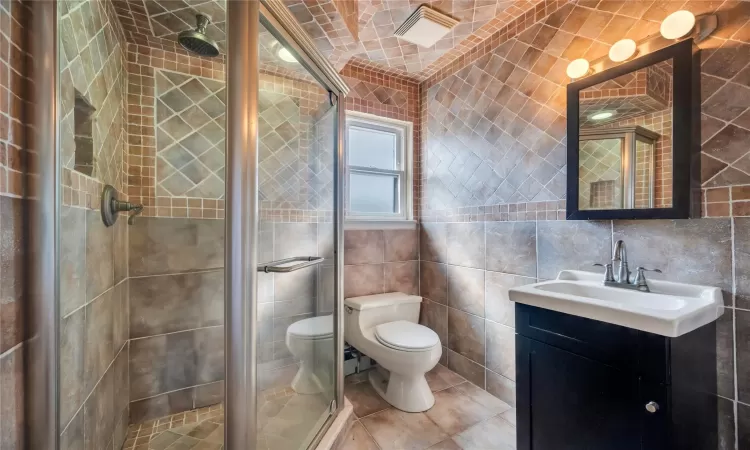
[566,39,701,220]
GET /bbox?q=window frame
[345,111,413,223]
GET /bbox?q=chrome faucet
[592,240,662,293]
[612,240,629,283]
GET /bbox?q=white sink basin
[508,270,724,337]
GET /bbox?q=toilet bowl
[286,315,334,395]
[344,292,441,412]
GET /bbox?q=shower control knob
[645,401,659,413]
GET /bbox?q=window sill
[345,220,417,230]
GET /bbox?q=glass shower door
[254,19,339,450]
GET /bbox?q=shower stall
[30,1,347,449]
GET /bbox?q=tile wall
[126,43,226,219]
[127,217,225,423]
[154,70,226,199]
[59,0,127,192]
[56,1,131,449]
[415,1,750,448]
[60,206,130,450]
[343,229,420,300]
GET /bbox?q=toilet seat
[375,320,439,352]
[287,315,333,340]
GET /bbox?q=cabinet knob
[645,401,659,413]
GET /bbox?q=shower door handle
[257,256,325,273]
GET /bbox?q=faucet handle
[593,263,615,282]
[633,267,662,292]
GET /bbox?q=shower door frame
[579,126,660,210]
[227,1,350,450]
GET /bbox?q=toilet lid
[374,321,439,352]
[287,315,333,340]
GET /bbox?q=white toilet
[344,292,441,412]
[286,315,333,395]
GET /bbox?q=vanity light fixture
[660,10,696,40]
[278,47,298,63]
[566,58,591,79]
[590,111,615,121]
[609,39,637,62]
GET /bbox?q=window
[345,112,412,222]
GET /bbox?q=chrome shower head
[178,14,220,58]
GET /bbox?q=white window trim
[344,111,414,228]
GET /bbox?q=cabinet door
[516,336,642,450]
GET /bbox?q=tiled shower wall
[126,43,226,219]
[125,41,228,425]
[57,1,131,449]
[127,216,225,424]
[59,0,126,191]
[125,36,340,420]
[416,1,750,447]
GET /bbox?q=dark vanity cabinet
[515,304,718,450]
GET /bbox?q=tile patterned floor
[122,385,331,450]
[122,404,225,450]
[340,365,517,450]
[121,365,514,450]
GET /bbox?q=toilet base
[369,367,435,413]
[291,362,324,395]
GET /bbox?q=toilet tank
[344,292,422,330]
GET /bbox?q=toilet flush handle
[345,306,353,314]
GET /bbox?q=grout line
[128,324,223,341]
[127,268,223,279]
[129,379,224,404]
[60,341,129,436]
[0,341,23,360]
[357,417,383,450]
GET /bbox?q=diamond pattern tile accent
[423,42,569,210]
[310,106,337,210]
[422,0,750,217]
[578,139,621,208]
[697,3,750,188]
[59,0,127,190]
[343,75,410,109]
[258,89,303,204]
[156,69,227,199]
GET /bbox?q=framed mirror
[566,39,700,220]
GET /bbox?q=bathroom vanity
[510,271,724,450]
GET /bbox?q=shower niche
[566,40,700,220]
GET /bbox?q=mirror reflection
[578,59,673,210]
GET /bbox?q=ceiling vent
[394,6,459,48]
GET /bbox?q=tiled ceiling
[579,94,669,127]
[113,0,544,81]
[579,66,672,128]
[350,0,537,75]
[288,0,540,79]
